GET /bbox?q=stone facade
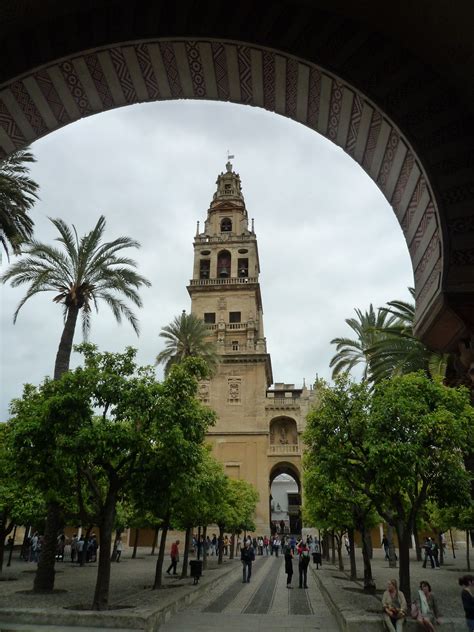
[187,163,317,533]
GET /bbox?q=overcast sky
[0,100,413,420]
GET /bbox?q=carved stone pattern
[198,381,210,401]
[401,176,426,232]
[448,216,474,234]
[391,151,415,211]
[237,45,252,104]
[262,50,275,111]
[84,53,115,109]
[345,93,363,156]
[186,41,206,98]
[327,79,343,141]
[228,379,241,402]
[414,230,440,284]
[218,297,227,310]
[362,110,382,172]
[306,66,321,129]
[10,80,48,136]
[34,70,70,126]
[135,44,160,100]
[109,48,138,105]
[441,182,474,206]
[409,204,435,258]
[416,259,441,305]
[0,98,26,148]
[285,57,298,119]
[377,128,399,189]
[451,249,474,265]
[211,42,229,100]
[59,60,93,116]
[159,42,184,98]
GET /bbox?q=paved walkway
[159,555,340,631]
[0,544,471,631]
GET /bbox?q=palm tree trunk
[34,500,62,592]
[54,304,79,379]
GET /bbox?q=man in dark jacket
[241,540,255,583]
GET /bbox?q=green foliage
[156,311,218,376]
[0,214,151,336]
[0,148,39,260]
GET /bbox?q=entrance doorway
[269,464,302,536]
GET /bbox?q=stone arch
[269,461,301,492]
[217,249,231,278]
[269,416,298,446]
[0,17,472,351]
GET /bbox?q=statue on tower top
[226,151,235,173]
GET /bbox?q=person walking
[312,538,322,569]
[115,537,123,563]
[459,575,474,632]
[166,540,180,575]
[241,540,255,583]
[284,544,294,589]
[422,537,435,569]
[382,578,407,632]
[298,541,310,589]
[382,534,390,561]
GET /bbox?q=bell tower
[187,160,273,427]
[186,162,313,535]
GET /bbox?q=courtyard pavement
[0,544,471,631]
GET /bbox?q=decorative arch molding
[0,37,450,342]
[269,461,301,492]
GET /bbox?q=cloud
[0,100,413,419]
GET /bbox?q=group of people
[239,534,321,587]
[382,574,474,632]
[22,532,99,565]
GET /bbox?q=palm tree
[329,305,397,380]
[368,288,447,383]
[156,310,218,376]
[1,215,151,380]
[0,148,39,260]
[1,214,151,592]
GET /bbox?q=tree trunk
[230,532,235,560]
[467,530,471,572]
[54,305,80,380]
[360,526,375,593]
[7,525,17,567]
[110,529,121,562]
[197,526,201,561]
[413,526,422,562]
[331,530,336,565]
[202,526,208,570]
[153,523,168,589]
[34,500,62,592]
[438,531,444,566]
[396,522,412,604]
[151,526,159,555]
[367,530,373,559]
[132,528,139,559]
[218,526,224,565]
[387,525,397,568]
[0,510,13,573]
[92,492,116,610]
[0,528,5,573]
[348,528,357,581]
[181,527,191,578]
[336,535,344,571]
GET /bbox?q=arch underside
[270,461,301,491]
[0,32,472,349]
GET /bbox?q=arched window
[217,250,231,278]
[221,217,232,232]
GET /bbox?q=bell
[219,268,229,277]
